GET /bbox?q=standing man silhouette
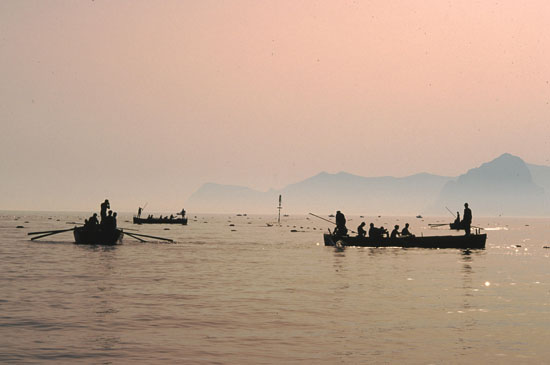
[335,210,348,236]
[100,199,110,224]
[462,203,472,235]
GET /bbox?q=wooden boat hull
[133,217,188,225]
[73,227,123,245]
[324,233,486,249]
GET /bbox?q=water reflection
[454,249,487,354]
[86,245,122,355]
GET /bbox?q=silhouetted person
[113,212,117,229]
[357,222,366,237]
[89,213,99,226]
[390,225,401,239]
[401,223,412,236]
[100,199,110,223]
[334,210,348,236]
[462,203,472,235]
[138,207,143,218]
[379,226,389,238]
[180,208,186,218]
[368,223,377,237]
[170,214,174,220]
[452,211,461,229]
[103,210,114,230]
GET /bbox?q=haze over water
[2,212,550,363]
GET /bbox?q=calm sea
[1,211,550,364]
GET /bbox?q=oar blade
[28,228,75,236]
[126,232,173,242]
[125,232,146,242]
[30,228,74,240]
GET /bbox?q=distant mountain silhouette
[187,153,550,216]
[186,183,276,214]
[433,153,546,216]
[279,172,452,215]
[526,162,550,209]
[187,172,453,215]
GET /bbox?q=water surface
[1,212,550,363]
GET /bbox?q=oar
[125,232,146,242]
[124,232,174,242]
[30,228,75,241]
[119,227,139,231]
[28,228,76,235]
[308,213,356,234]
[428,223,449,227]
[66,222,84,225]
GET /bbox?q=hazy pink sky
[1,1,550,211]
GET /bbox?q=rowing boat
[324,233,486,249]
[133,217,188,225]
[73,226,123,245]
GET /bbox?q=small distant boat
[416,215,423,218]
[74,226,123,245]
[133,217,188,225]
[323,233,486,249]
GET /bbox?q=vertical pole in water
[277,195,282,225]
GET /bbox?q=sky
[1,1,550,212]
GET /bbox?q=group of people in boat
[137,208,186,221]
[334,210,414,239]
[357,222,414,239]
[334,203,473,238]
[83,199,118,231]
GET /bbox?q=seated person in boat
[368,223,377,237]
[103,210,116,230]
[113,212,118,229]
[368,223,388,238]
[390,225,401,239]
[357,222,367,237]
[170,214,174,220]
[451,212,461,229]
[401,223,413,236]
[88,213,99,226]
